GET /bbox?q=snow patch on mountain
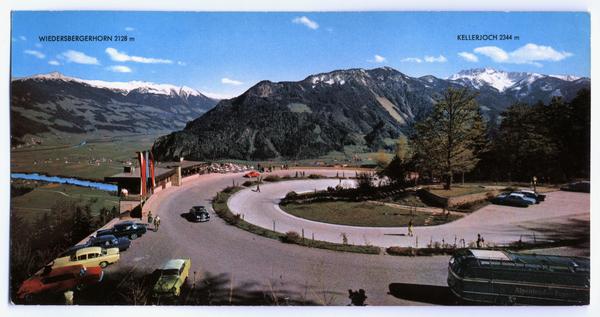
[448,68,533,92]
[20,72,210,99]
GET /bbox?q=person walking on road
[407,219,414,237]
[476,233,482,248]
[147,210,153,225]
[154,216,161,232]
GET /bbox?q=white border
[0,1,597,317]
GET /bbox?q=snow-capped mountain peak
[448,68,537,92]
[449,68,584,93]
[21,72,208,98]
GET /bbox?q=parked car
[58,244,91,258]
[152,258,191,297]
[17,265,103,301]
[515,189,546,203]
[184,206,210,222]
[88,234,131,251]
[52,246,120,269]
[97,221,147,239]
[491,193,535,207]
[560,181,590,193]
[243,171,260,178]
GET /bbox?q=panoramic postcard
[9,12,590,306]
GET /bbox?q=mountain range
[151,67,590,161]
[10,72,218,146]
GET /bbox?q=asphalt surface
[106,169,589,305]
[229,179,590,248]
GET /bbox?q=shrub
[285,191,298,199]
[280,231,301,243]
[282,174,293,180]
[502,186,518,193]
[222,185,240,193]
[264,175,281,182]
[308,174,325,179]
[242,181,255,187]
[386,246,417,256]
[356,173,374,191]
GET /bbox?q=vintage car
[152,258,191,297]
[52,246,120,269]
[184,206,210,222]
[448,249,589,305]
[58,244,91,258]
[491,192,535,207]
[515,189,546,203]
[560,181,590,193]
[17,265,103,301]
[96,221,147,239]
[243,171,261,178]
[88,234,131,251]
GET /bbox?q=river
[11,173,117,192]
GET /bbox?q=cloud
[221,77,243,86]
[105,47,173,64]
[424,55,447,63]
[369,54,386,63]
[48,60,60,66]
[458,52,478,62]
[401,57,423,63]
[201,91,236,100]
[473,43,572,66]
[292,16,319,30]
[107,65,132,73]
[19,35,26,41]
[125,27,135,31]
[473,46,509,62]
[59,50,100,65]
[24,50,45,59]
[177,61,187,66]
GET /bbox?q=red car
[17,264,103,301]
[243,171,261,178]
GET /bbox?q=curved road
[229,179,590,248]
[107,169,589,306]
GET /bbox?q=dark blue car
[88,234,131,251]
[97,221,147,239]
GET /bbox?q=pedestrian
[147,210,153,224]
[154,216,161,232]
[408,219,414,237]
[256,182,261,192]
[476,233,482,248]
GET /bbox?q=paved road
[229,180,590,248]
[106,169,589,305]
[108,170,452,305]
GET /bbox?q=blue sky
[11,12,590,98]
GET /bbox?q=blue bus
[447,249,589,305]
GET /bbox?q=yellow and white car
[152,258,191,297]
[52,246,120,269]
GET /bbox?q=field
[11,133,161,181]
[280,201,461,227]
[11,180,119,224]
